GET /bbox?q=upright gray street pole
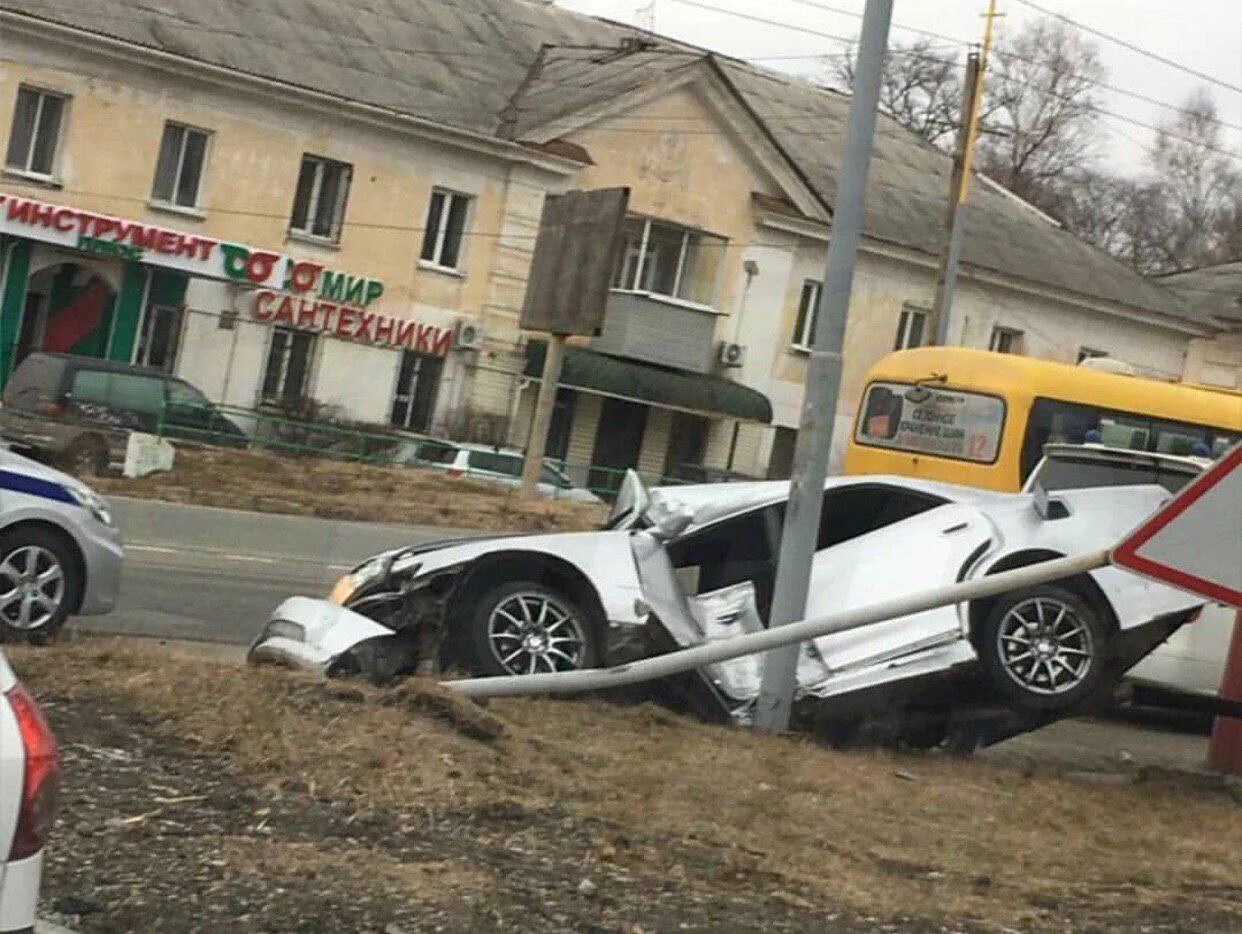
[755,0,894,733]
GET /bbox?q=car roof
[419,440,567,466]
[651,473,1007,530]
[21,351,173,381]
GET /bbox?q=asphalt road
[74,534,458,646]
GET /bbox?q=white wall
[176,280,266,410]
[313,339,400,423]
[749,244,1203,473]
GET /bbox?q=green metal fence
[153,401,714,501]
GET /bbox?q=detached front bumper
[248,597,397,674]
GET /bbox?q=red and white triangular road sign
[1111,443,1242,608]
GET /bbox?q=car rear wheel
[979,585,1107,713]
[0,527,81,644]
[63,435,108,476]
[467,582,599,677]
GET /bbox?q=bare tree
[829,39,962,150]
[976,19,1106,212]
[1041,169,1141,260]
[1133,90,1242,272]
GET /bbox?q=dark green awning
[525,341,772,424]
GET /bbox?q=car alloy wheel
[995,596,1094,696]
[0,545,66,632]
[486,591,588,675]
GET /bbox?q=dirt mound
[88,445,607,531]
[11,640,1242,932]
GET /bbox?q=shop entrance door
[590,397,648,495]
[16,263,117,367]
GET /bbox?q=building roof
[1,0,1198,325]
[1157,262,1242,326]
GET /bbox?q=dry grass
[88,446,606,532]
[219,837,491,902]
[12,641,1241,928]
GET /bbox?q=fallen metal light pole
[444,548,1111,700]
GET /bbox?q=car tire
[0,526,81,645]
[978,585,1108,713]
[466,581,600,678]
[62,435,109,476]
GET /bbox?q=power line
[772,0,968,47]
[672,0,1242,134]
[1014,0,1242,95]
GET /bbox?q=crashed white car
[251,473,1203,742]
[1024,443,1234,702]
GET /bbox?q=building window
[289,154,352,241]
[151,122,210,208]
[894,304,926,350]
[261,327,316,403]
[791,280,822,350]
[135,304,184,373]
[390,350,444,431]
[1078,347,1108,363]
[5,86,67,177]
[612,217,726,307]
[989,326,1024,354]
[420,189,472,270]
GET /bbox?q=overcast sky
[555,0,1242,175]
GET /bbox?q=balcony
[590,290,720,374]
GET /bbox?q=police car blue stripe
[0,469,77,505]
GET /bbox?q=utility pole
[929,51,979,345]
[931,0,1001,345]
[755,0,894,733]
[519,334,565,497]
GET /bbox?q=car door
[805,489,994,673]
[163,379,214,441]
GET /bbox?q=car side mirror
[1032,483,1070,521]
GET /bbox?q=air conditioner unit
[454,319,486,351]
[717,341,746,368]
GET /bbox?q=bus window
[1097,415,1148,450]
[1151,421,1209,457]
[1211,434,1240,457]
[1021,399,1102,480]
[1022,397,1235,481]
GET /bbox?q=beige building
[0,0,1221,492]
[1158,262,1242,390]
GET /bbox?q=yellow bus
[843,347,1242,492]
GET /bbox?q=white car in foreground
[1024,443,1236,701]
[252,472,1204,746]
[0,648,59,934]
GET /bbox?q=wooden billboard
[520,187,630,336]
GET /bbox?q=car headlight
[68,485,113,526]
[328,554,394,606]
